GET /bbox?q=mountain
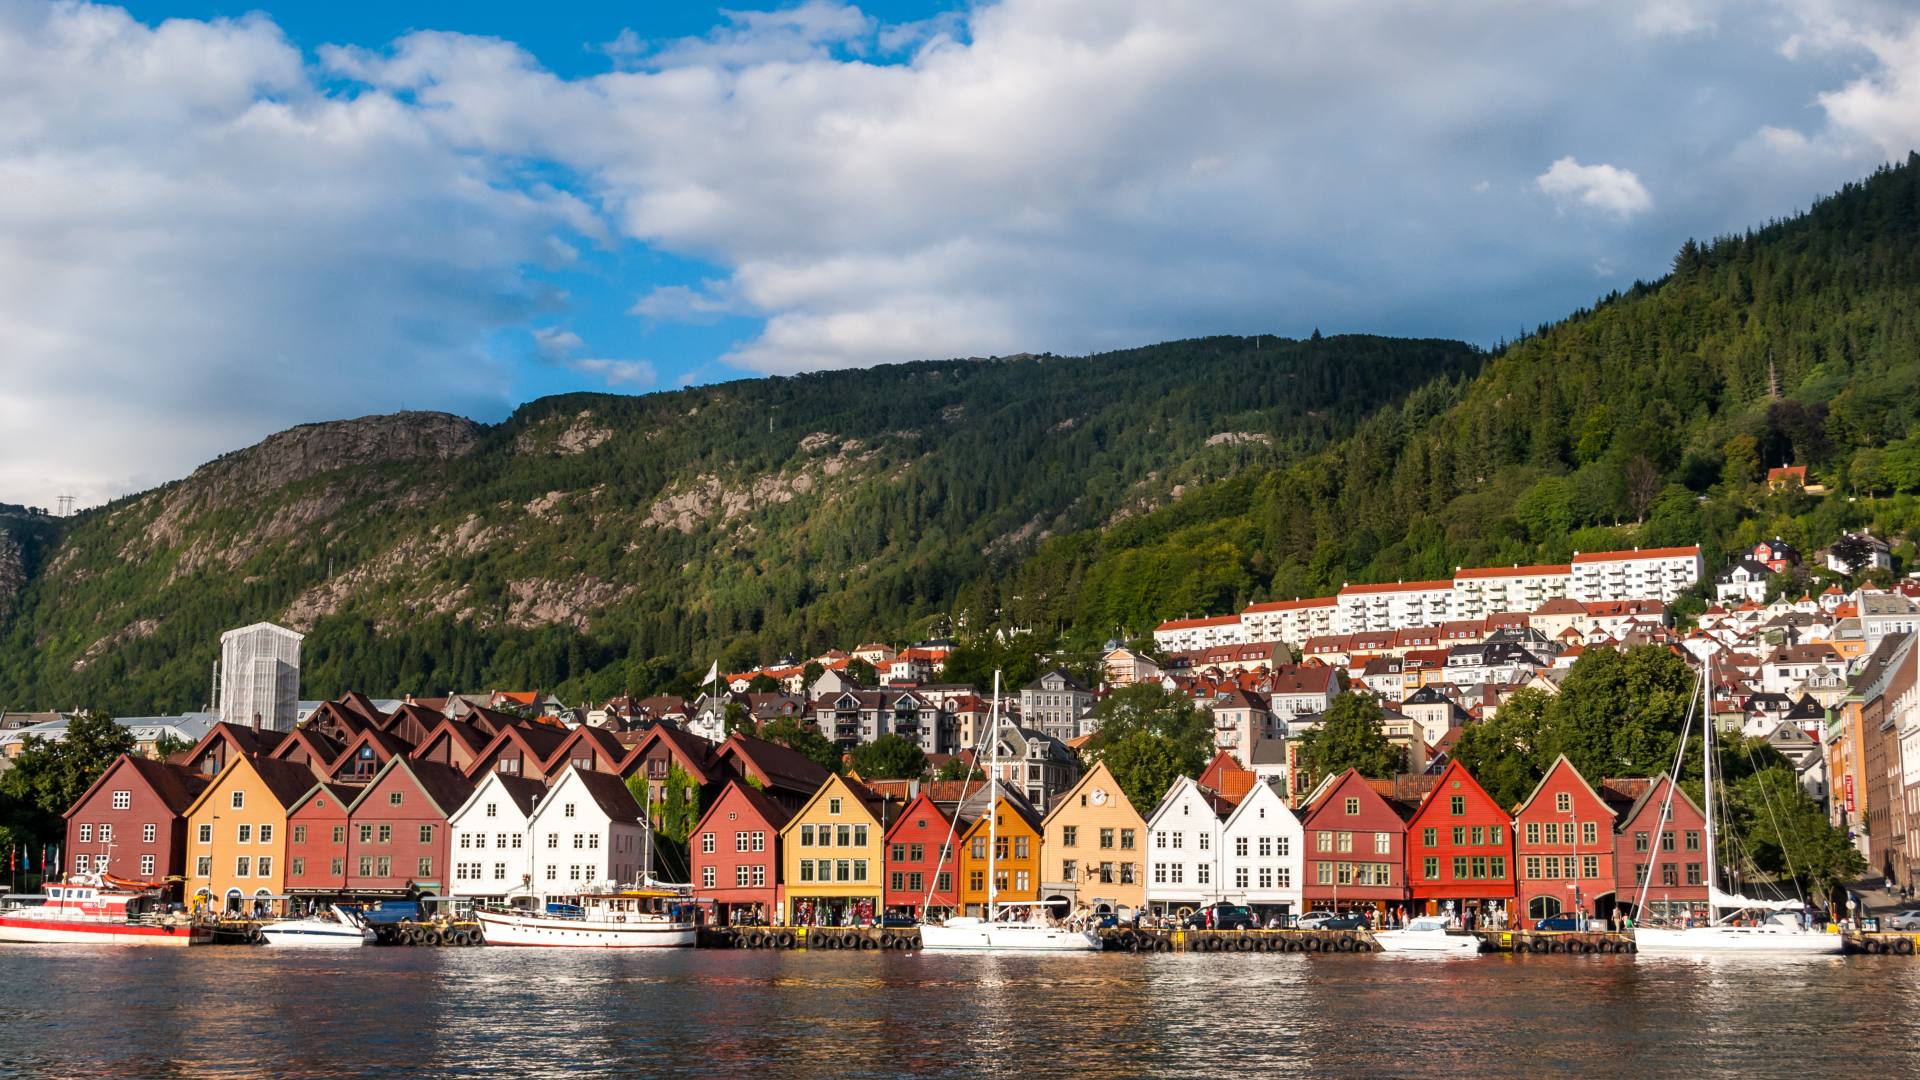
[1000,153,1920,639]
[7,154,1920,714]
[0,336,1478,713]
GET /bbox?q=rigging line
[1745,739,1806,903]
[919,688,990,915]
[1636,667,1699,919]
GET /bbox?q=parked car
[880,912,919,928]
[1184,903,1257,930]
[1533,913,1593,932]
[1886,910,1920,931]
[1297,910,1366,931]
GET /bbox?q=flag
[703,660,719,687]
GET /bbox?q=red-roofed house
[1404,761,1514,924]
[62,754,211,896]
[1300,769,1411,915]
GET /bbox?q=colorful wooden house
[1040,761,1147,917]
[1513,755,1635,927]
[1613,773,1711,923]
[692,779,790,925]
[447,771,548,903]
[1404,760,1515,924]
[778,774,892,926]
[343,757,476,898]
[1300,769,1412,915]
[956,790,1045,916]
[62,754,210,896]
[466,723,571,784]
[1218,778,1304,918]
[883,790,965,920]
[284,782,360,898]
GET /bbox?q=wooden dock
[1476,930,1637,954]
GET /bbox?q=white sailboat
[1633,659,1839,956]
[918,672,1101,952]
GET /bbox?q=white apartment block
[1451,564,1572,619]
[1335,580,1453,635]
[1240,597,1339,645]
[1152,614,1245,653]
[1568,547,1703,604]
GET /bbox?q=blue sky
[3,0,1917,506]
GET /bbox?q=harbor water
[0,947,1913,1077]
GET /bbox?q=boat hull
[1373,930,1482,954]
[1633,926,1843,955]
[475,909,694,948]
[0,915,209,947]
[260,922,373,947]
[918,920,1102,951]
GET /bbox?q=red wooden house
[882,790,963,919]
[343,757,476,898]
[330,727,412,784]
[1613,773,1711,923]
[62,754,210,895]
[1512,755,1636,927]
[379,702,445,746]
[173,722,286,778]
[284,782,360,898]
[1300,769,1412,915]
[302,701,373,745]
[692,780,791,925]
[712,732,831,814]
[1404,760,1515,924]
[269,727,347,780]
[548,725,629,775]
[617,724,722,815]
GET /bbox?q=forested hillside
[1002,154,1920,645]
[0,336,1477,712]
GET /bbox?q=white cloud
[629,282,750,323]
[1535,157,1655,219]
[0,1,590,507]
[565,358,658,387]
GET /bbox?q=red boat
[0,874,210,947]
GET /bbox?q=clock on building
[1090,788,1108,806]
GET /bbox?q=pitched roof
[248,755,331,810]
[1197,750,1257,805]
[63,753,212,820]
[566,767,645,824]
[618,723,720,783]
[697,778,795,835]
[716,732,830,795]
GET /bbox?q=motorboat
[1373,916,1483,954]
[919,905,1102,951]
[260,904,374,947]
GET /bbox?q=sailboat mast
[1701,657,1719,924]
[987,670,1000,922]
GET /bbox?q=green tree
[1100,730,1191,814]
[1295,693,1402,788]
[759,716,842,774]
[934,757,974,781]
[1447,687,1553,808]
[848,734,927,780]
[1539,646,1694,781]
[1725,766,1866,896]
[746,674,781,693]
[0,713,136,846]
[1082,683,1211,767]
[845,658,879,686]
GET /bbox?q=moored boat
[0,875,209,947]
[260,904,374,947]
[475,888,696,948]
[1373,916,1483,954]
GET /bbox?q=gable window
[390,792,403,806]
[1555,792,1573,813]
[231,791,245,810]
[828,797,843,815]
[111,790,131,810]
[1344,797,1360,815]
[1449,795,1465,816]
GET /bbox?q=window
[1490,825,1503,845]
[1685,862,1702,885]
[854,824,869,847]
[236,856,252,877]
[1471,856,1487,879]
[1543,822,1558,844]
[332,826,346,844]
[1235,867,1250,888]
[1375,832,1390,855]
[197,824,212,844]
[1581,822,1597,846]
[1490,856,1505,880]
[1015,836,1030,859]
[906,842,920,861]
[293,825,308,844]
[257,857,272,878]
[231,791,245,810]
[1633,831,1649,853]
[259,824,272,844]
[419,825,435,845]
[486,803,498,819]
[738,866,753,887]
[971,836,986,859]
[1526,822,1540,844]
[937,872,952,892]
[1582,855,1598,879]
[1316,831,1331,852]
[1452,856,1468,880]
[330,858,343,877]
[100,824,113,843]
[1452,827,1466,845]
[376,857,391,877]
[377,825,392,844]
[359,824,373,843]
[1062,825,1078,847]
[828,798,842,815]
[740,833,753,854]
[493,862,505,879]
[1684,830,1701,852]
[237,824,252,844]
[142,823,157,844]
[511,835,522,849]
[196,856,211,877]
[972,870,987,890]
[112,790,131,810]
[1170,865,1184,884]
[1660,831,1676,852]
[1337,832,1353,853]
[800,825,815,847]
[1555,792,1572,813]
[564,803,576,818]
[545,866,556,881]
[389,791,403,806]
[837,860,853,882]
[140,854,155,876]
[1422,828,1436,847]
[413,857,430,876]
[79,824,93,843]
[1661,863,1678,886]
[838,825,853,848]
[1345,797,1360,815]
[588,835,599,850]
[1425,857,1440,880]
[1235,837,1250,857]
[799,861,815,883]
[1450,795,1465,816]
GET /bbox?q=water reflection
[0,946,1914,1077]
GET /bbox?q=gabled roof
[1040,760,1142,827]
[784,773,889,830]
[715,732,830,796]
[185,754,326,817]
[409,717,491,762]
[347,755,478,817]
[468,721,571,778]
[1511,755,1618,818]
[288,781,363,818]
[180,721,289,768]
[338,691,389,726]
[696,778,795,836]
[1618,772,1706,827]
[1220,776,1298,832]
[63,753,211,820]
[1197,750,1257,805]
[548,724,629,767]
[455,769,548,821]
[548,766,645,825]
[269,727,347,771]
[617,723,720,783]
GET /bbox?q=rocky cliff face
[0,527,24,624]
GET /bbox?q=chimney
[251,712,262,733]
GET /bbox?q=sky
[3,0,1919,508]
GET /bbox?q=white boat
[476,888,696,948]
[918,672,1102,953]
[919,908,1102,951]
[0,875,208,947]
[1373,916,1483,954]
[260,904,374,947]
[1631,660,1840,957]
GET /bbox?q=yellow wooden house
[778,773,896,926]
[956,791,1044,917]
[182,754,323,916]
[1039,760,1147,916]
